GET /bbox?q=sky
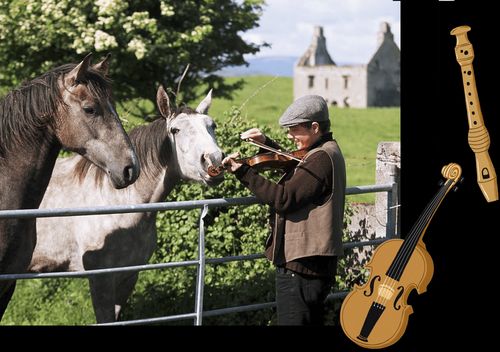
[242,0,400,64]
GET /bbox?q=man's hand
[240,128,266,144]
[222,152,243,173]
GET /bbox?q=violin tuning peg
[452,178,464,192]
[438,180,444,187]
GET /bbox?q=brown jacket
[235,134,346,274]
[275,141,345,261]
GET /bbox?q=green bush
[4,105,357,326]
[121,106,294,325]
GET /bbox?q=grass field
[189,76,400,203]
[2,76,399,325]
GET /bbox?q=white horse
[28,86,224,323]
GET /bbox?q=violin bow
[245,138,302,162]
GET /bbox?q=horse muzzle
[108,156,140,189]
[201,151,225,186]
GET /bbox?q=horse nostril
[123,165,135,183]
[201,152,212,166]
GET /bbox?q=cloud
[243,0,400,64]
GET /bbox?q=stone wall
[347,141,400,239]
[293,65,368,108]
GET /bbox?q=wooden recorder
[451,25,498,202]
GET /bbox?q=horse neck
[129,163,180,204]
[0,132,60,209]
[0,70,63,209]
[127,119,181,203]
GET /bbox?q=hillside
[217,56,297,77]
[209,76,293,125]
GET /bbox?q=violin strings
[380,178,450,311]
[372,179,451,308]
[388,181,447,282]
[378,183,446,306]
[245,138,303,162]
[372,184,442,309]
[391,179,451,280]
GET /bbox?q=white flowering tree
[0,0,265,114]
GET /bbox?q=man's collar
[306,132,333,151]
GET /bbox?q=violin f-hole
[363,275,381,297]
[393,286,404,311]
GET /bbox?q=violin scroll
[441,163,462,184]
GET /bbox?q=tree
[0,0,266,115]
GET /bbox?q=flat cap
[279,95,329,127]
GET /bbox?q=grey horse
[29,86,224,323]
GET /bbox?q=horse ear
[65,52,93,86]
[157,85,172,119]
[93,53,111,75]
[195,89,212,114]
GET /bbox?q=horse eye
[170,127,180,134]
[83,106,96,115]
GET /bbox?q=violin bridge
[377,284,395,301]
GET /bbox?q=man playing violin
[222,95,346,325]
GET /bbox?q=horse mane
[72,105,198,186]
[0,63,112,157]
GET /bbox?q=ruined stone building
[293,22,400,108]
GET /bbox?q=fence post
[386,164,399,238]
[194,204,209,325]
[375,141,400,238]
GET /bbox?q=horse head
[56,53,139,189]
[156,85,224,186]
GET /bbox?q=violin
[207,138,308,176]
[340,163,462,349]
[239,149,307,170]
